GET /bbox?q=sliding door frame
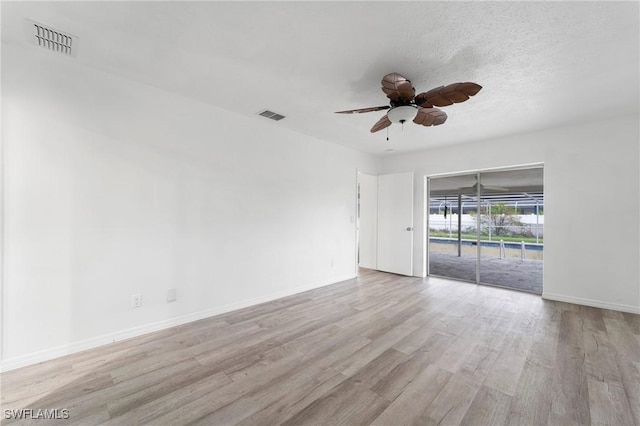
[425,162,544,285]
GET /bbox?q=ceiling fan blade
[415,82,482,108]
[413,107,447,127]
[457,183,509,192]
[335,105,390,114]
[456,186,477,195]
[483,185,509,192]
[370,114,392,133]
[381,72,415,102]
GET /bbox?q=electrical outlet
[167,288,177,303]
[131,294,142,308]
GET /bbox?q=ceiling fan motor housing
[387,105,417,123]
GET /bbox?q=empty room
[1,1,639,425]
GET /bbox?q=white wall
[380,115,640,313]
[1,43,378,369]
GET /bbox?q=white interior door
[377,172,414,276]
[358,172,378,269]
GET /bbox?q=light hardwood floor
[2,269,639,425]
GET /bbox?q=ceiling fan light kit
[387,105,418,123]
[336,72,482,134]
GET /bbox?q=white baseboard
[542,292,640,314]
[0,273,356,372]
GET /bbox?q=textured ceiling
[2,1,639,155]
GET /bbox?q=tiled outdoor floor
[428,251,543,294]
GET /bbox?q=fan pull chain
[386,127,389,141]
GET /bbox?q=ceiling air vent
[258,110,285,121]
[25,19,78,57]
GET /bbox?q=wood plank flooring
[2,269,639,425]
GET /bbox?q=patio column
[536,202,540,244]
[457,194,462,257]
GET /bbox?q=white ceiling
[429,167,543,193]
[2,1,639,155]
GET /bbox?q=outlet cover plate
[131,294,142,308]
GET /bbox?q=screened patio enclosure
[427,167,544,294]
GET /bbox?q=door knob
[406,227,413,231]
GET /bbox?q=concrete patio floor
[428,251,543,294]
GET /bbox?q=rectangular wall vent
[25,19,78,57]
[258,110,285,121]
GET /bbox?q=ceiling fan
[458,178,509,193]
[336,72,482,133]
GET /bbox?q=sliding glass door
[428,173,478,282]
[428,167,544,294]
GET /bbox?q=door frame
[356,170,414,277]
[425,162,544,287]
[356,170,379,274]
